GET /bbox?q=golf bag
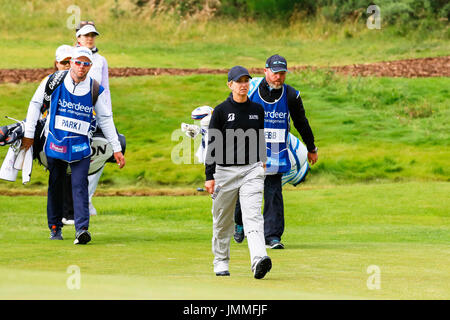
[282,133,309,186]
[0,117,126,180]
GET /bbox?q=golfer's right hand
[21,137,34,150]
[205,180,215,195]
[114,152,126,169]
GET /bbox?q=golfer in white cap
[54,45,73,71]
[22,46,125,244]
[53,44,76,225]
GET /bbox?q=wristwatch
[310,147,318,154]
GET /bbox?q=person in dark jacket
[204,66,272,279]
[234,54,318,249]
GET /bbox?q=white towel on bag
[0,146,19,182]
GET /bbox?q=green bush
[129,0,449,27]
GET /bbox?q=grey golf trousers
[211,161,268,273]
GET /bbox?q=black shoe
[268,239,284,249]
[74,229,91,245]
[49,225,63,240]
[216,271,230,276]
[233,224,245,244]
[253,256,272,279]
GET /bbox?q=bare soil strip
[0,185,332,197]
[327,56,450,78]
[1,56,448,83]
[0,188,206,197]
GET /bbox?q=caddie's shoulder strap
[41,70,69,114]
[91,78,100,106]
[41,72,100,113]
[248,77,264,98]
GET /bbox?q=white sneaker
[214,261,229,275]
[62,218,74,225]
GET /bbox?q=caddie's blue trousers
[262,173,284,244]
[234,173,284,243]
[47,156,90,232]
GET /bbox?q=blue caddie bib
[45,79,95,162]
[248,77,291,173]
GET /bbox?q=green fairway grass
[0,182,448,299]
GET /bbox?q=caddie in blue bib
[45,78,99,162]
[248,77,291,174]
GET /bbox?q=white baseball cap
[76,24,100,37]
[55,45,73,62]
[71,46,93,62]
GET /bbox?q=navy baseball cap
[265,54,288,73]
[228,66,252,82]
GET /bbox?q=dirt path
[0,185,332,197]
[1,56,448,83]
[327,56,450,78]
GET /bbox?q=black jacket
[205,94,266,181]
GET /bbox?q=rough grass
[0,1,449,69]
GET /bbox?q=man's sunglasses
[72,60,92,67]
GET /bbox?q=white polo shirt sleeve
[24,76,48,139]
[94,90,122,153]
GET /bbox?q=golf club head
[0,122,21,144]
[5,124,24,145]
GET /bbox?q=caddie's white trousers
[212,162,267,273]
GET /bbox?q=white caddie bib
[54,115,90,136]
[264,128,286,143]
